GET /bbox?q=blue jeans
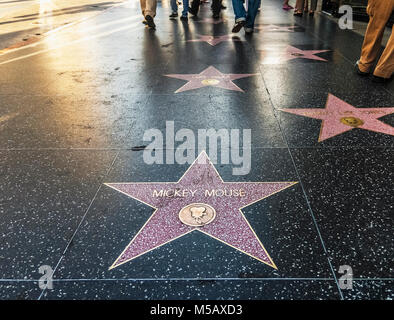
[171,0,189,16]
[232,0,261,28]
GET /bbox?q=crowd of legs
[139,0,394,81]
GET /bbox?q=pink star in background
[187,34,242,46]
[280,94,394,141]
[260,45,330,64]
[105,152,297,270]
[255,24,297,32]
[165,66,257,93]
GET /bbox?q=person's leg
[310,0,317,12]
[231,0,247,32]
[294,0,305,15]
[182,0,189,16]
[358,0,393,73]
[141,0,157,28]
[374,25,394,79]
[245,0,261,29]
[140,0,147,17]
[211,0,222,16]
[143,0,157,17]
[283,0,293,10]
[189,0,200,15]
[170,0,178,13]
[232,0,246,22]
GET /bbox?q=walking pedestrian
[294,0,317,16]
[189,0,201,16]
[283,0,294,11]
[231,0,262,34]
[189,0,224,18]
[140,0,157,29]
[356,0,394,82]
[170,0,189,20]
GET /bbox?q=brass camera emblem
[179,203,216,227]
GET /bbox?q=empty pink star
[187,34,242,46]
[280,94,394,141]
[260,45,330,64]
[255,24,297,32]
[165,66,257,93]
[105,152,297,270]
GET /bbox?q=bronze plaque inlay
[201,79,220,86]
[179,203,216,227]
[340,116,364,127]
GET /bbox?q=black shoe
[221,5,227,9]
[232,20,245,33]
[372,75,392,83]
[145,15,156,29]
[142,20,147,25]
[355,61,369,76]
[212,12,220,19]
[309,11,315,16]
[294,11,303,17]
[244,27,254,35]
[169,12,178,18]
[180,15,188,21]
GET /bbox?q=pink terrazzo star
[260,45,330,64]
[187,34,242,46]
[165,66,257,93]
[255,24,297,32]
[280,94,394,141]
[105,152,297,270]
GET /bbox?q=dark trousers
[190,0,222,15]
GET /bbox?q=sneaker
[145,15,156,29]
[245,27,254,34]
[169,12,178,18]
[232,20,246,33]
[180,15,188,21]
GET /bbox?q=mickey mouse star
[105,152,297,270]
